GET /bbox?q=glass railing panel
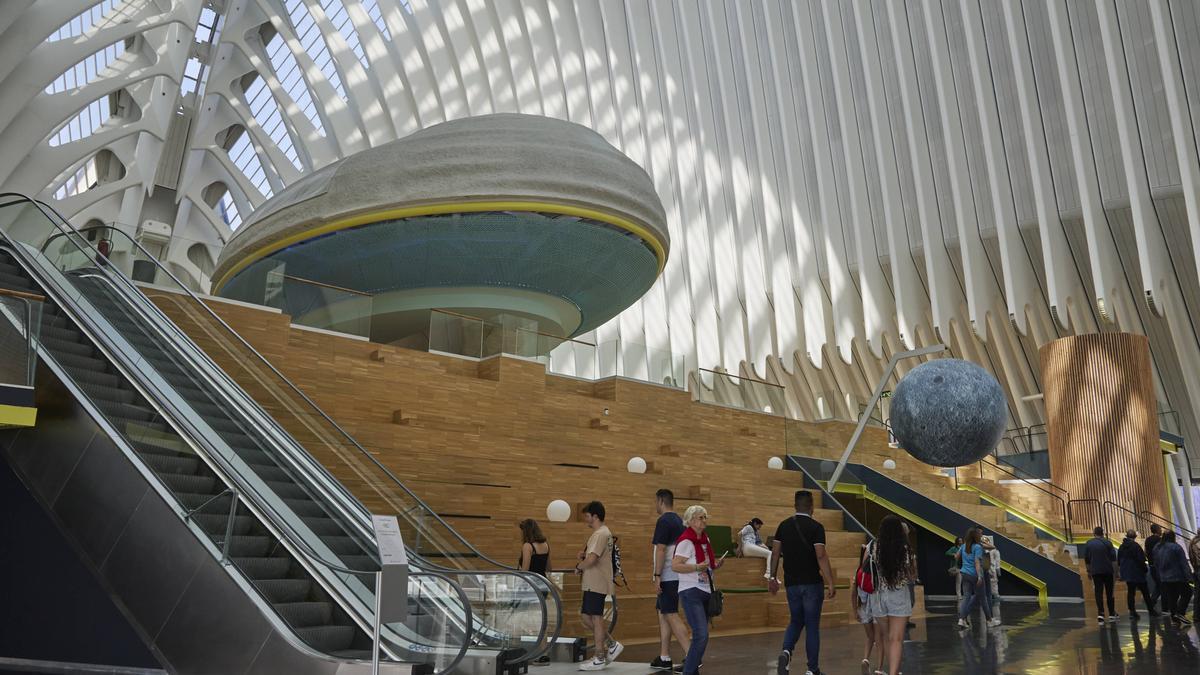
[0,290,42,388]
[429,309,485,358]
[2,198,561,663]
[265,270,374,340]
[695,367,788,416]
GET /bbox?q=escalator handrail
[54,234,562,662]
[1,241,479,665]
[32,213,519,572]
[3,196,560,661]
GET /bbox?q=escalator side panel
[2,358,426,675]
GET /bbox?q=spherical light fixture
[883,459,897,470]
[546,499,571,522]
[627,457,647,474]
[767,456,784,470]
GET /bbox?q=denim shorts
[656,580,680,614]
[868,584,913,617]
[856,588,873,624]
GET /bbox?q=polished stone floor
[540,601,1199,674]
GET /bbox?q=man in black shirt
[1145,524,1162,608]
[649,489,689,671]
[769,491,835,675]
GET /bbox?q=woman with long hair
[518,518,551,578]
[865,515,915,675]
[957,527,997,629]
[851,542,878,674]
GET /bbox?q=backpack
[611,535,628,588]
[856,543,876,594]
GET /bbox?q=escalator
[0,195,562,674]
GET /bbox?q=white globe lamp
[767,456,784,470]
[547,499,571,522]
[883,459,897,470]
[627,457,647,474]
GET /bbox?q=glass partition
[0,197,560,667]
[0,289,42,388]
[695,368,788,416]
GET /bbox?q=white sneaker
[579,656,608,671]
[957,618,969,629]
[606,640,624,662]
[987,618,1002,627]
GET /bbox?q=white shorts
[868,584,913,618]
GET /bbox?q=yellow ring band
[212,200,668,293]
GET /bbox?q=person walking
[1189,534,1200,621]
[738,517,773,579]
[1145,524,1163,607]
[851,542,878,675]
[866,515,915,675]
[574,501,621,670]
[1117,529,1155,619]
[956,528,998,629]
[1153,531,1193,625]
[770,490,836,675]
[671,505,722,675]
[1085,526,1119,624]
[947,536,964,601]
[650,489,689,671]
[982,535,1001,614]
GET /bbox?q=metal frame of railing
[958,456,1072,542]
[0,287,43,387]
[1,196,557,668]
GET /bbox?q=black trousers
[1163,581,1193,617]
[1125,581,1152,613]
[1149,566,1161,604]
[1092,574,1116,616]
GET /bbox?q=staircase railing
[1137,510,1196,539]
[1067,499,1102,542]
[956,456,1072,542]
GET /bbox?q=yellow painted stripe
[824,480,1051,607]
[212,200,669,293]
[956,484,1067,542]
[0,404,36,427]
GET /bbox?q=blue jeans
[679,588,709,675]
[958,573,992,620]
[782,583,824,671]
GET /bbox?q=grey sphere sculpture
[889,359,1006,468]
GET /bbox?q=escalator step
[56,363,120,390]
[177,491,233,512]
[233,556,293,580]
[255,578,313,603]
[136,449,199,475]
[191,513,256,537]
[322,536,368,556]
[0,271,34,290]
[301,517,346,537]
[48,349,109,373]
[282,499,327,518]
[159,472,216,495]
[275,602,334,628]
[295,625,355,653]
[265,481,310,500]
[225,535,272,558]
[39,334,95,358]
[247,464,292,483]
[95,400,157,424]
[337,555,381,573]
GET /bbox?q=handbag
[856,544,876,594]
[705,569,724,617]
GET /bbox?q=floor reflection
[603,602,1199,674]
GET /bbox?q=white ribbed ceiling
[4,0,1200,477]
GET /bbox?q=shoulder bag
[704,568,723,617]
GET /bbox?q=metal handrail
[1067,498,1103,539]
[29,210,533,575]
[1,200,539,665]
[4,248,472,669]
[988,443,1070,499]
[45,212,561,663]
[788,457,873,540]
[969,456,1071,542]
[1137,510,1197,538]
